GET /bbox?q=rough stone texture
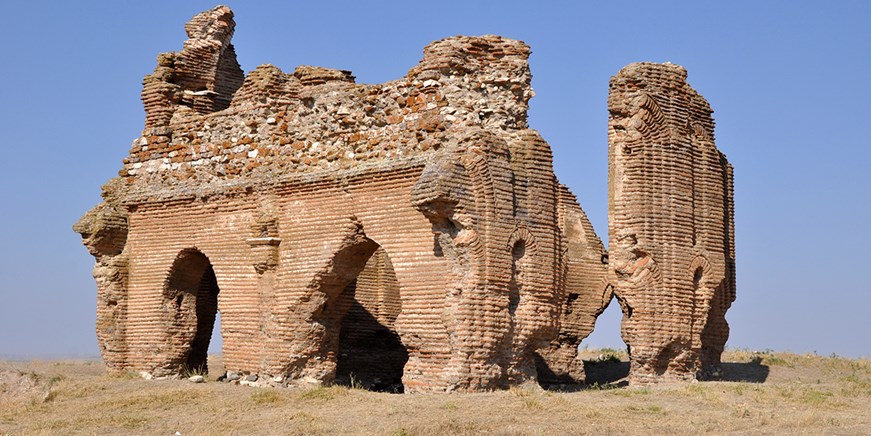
[608,62,736,383]
[72,182,129,372]
[535,185,611,385]
[75,6,735,390]
[74,6,612,392]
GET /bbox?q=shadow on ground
[721,356,769,383]
[578,356,770,385]
[539,355,769,391]
[583,359,630,386]
[537,359,629,392]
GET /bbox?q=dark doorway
[164,249,220,375]
[330,245,408,392]
[186,264,219,372]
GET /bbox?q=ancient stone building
[74,6,610,393]
[74,6,733,390]
[607,63,736,383]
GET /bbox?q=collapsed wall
[74,6,610,392]
[607,63,736,382]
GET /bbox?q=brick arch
[688,255,713,282]
[158,248,222,375]
[507,226,537,317]
[334,241,407,391]
[344,236,403,327]
[352,212,454,392]
[687,255,715,349]
[507,226,537,254]
[302,232,408,391]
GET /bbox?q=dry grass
[1,350,869,435]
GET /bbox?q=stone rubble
[188,375,205,383]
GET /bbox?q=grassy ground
[1,349,869,435]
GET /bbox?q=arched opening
[317,240,407,392]
[335,247,406,392]
[508,239,526,316]
[163,249,220,375]
[691,266,704,337]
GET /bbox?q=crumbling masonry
[608,63,736,383]
[75,6,734,392]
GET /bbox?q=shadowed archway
[314,238,408,392]
[163,249,221,374]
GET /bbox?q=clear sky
[0,1,868,359]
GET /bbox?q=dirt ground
[1,349,869,435]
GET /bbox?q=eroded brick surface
[535,186,611,385]
[75,6,734,390]
[608,63,736,383]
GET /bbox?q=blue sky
[0,1,868,358]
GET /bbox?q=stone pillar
[608,63,736,382]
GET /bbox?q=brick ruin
[74,6,734,392]
[608,63,736,383]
